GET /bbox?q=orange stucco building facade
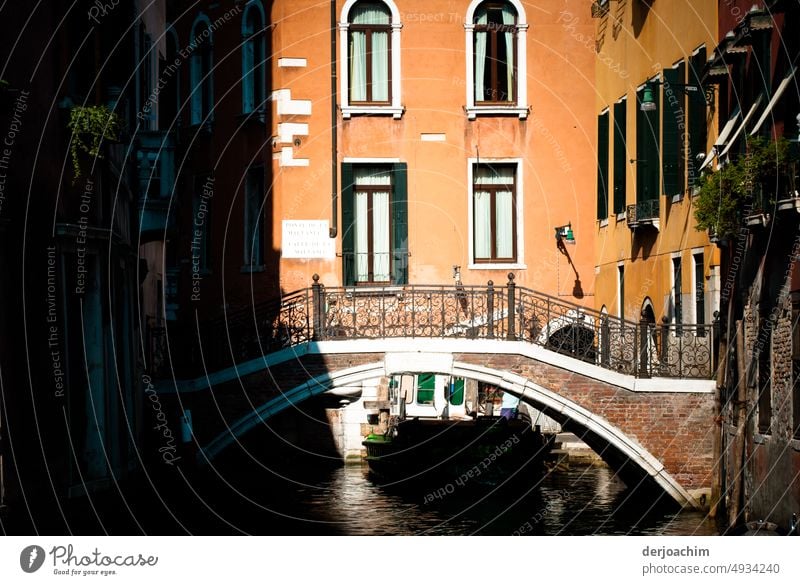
[265,0,597,300]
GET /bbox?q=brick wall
[454,353,715,490]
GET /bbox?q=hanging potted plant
[694,137,792,239]
[67,105,122,182]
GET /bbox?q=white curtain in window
[474,190,491,258]
[501,5,515,101]
[352,3,390,24]
[354,167,391,186]
[350,32,367,102]
[474,10,488,102]
[350,3,389,102]
[371,31,389,102]
[355,192,369,281]
[475,165,514,185]
[495,189,513,258]
[372,191,390,281]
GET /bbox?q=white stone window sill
[753,432,770,444]
[468,263,527,271]
[599,219,609,228]
[791,439,800,451]
[342,106,404,119]
[616,212,626,222]
[466,106,529,120]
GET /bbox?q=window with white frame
[672,256,683,328]
[189,14,214,126]
[693,252,705,325]
[465,0,528,119]
[471,163,518,264]
[242,1,266,114]
[339,0,403,118]
[353,166,392,282]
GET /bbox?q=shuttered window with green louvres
[597,111,609,220]
[613,99,627,214]
[688,48,707,188]
[341,162,408,286]
[636,84,660,202]
[662,63,685,197]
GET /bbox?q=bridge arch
[200,356,702,509]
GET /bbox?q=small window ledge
[468,263,527,271]
[342,106,404,119]
[615,212,626,222]
[599,219,609,228]
[239,108,266,124]
[753,432,770,445]
[671,194,684,204]
[791,439,800,452]
[240,264,265,274]
[467,106,529,120]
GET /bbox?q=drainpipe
[329,0,338,238]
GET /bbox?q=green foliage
[67,105,122,181]
[694,137,792,239]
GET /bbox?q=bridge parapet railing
[198,288,313,371]
[319,281,505,340]
[193,274,715,379]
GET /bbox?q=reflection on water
[257,464,718,536]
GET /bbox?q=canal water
[10,459,719,535]
[195,461,719,536]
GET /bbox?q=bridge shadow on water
[4,396,718,535]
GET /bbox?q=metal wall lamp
[640,80,715,111]
[554,223,576,245]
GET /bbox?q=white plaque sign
[281,220,336,259]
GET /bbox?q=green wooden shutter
[597,111,609,220]
[391,162,408,285]
[613,99,627,215]
[636,84,660,202]
[662,65,683,197]
[688,48,707,187]
[341,163,355,286]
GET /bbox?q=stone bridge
[155,277,718,509]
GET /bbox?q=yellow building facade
[593,0,720,328]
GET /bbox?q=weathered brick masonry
[455,353,715,491]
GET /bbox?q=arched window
[339,0,403,118]
[159,26,180,130]
[465,0,528,119]
[242,1,266,114]
[190,14,214,126]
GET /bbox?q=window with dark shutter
[613,99,627,215]
[636,85,661,203]
[688,48,707,188]
[597,111,609,220]
[662,63,685,198]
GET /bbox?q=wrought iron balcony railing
[186,274,716,380]
[626,199,660,229]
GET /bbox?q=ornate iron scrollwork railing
[194,274,715,379]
